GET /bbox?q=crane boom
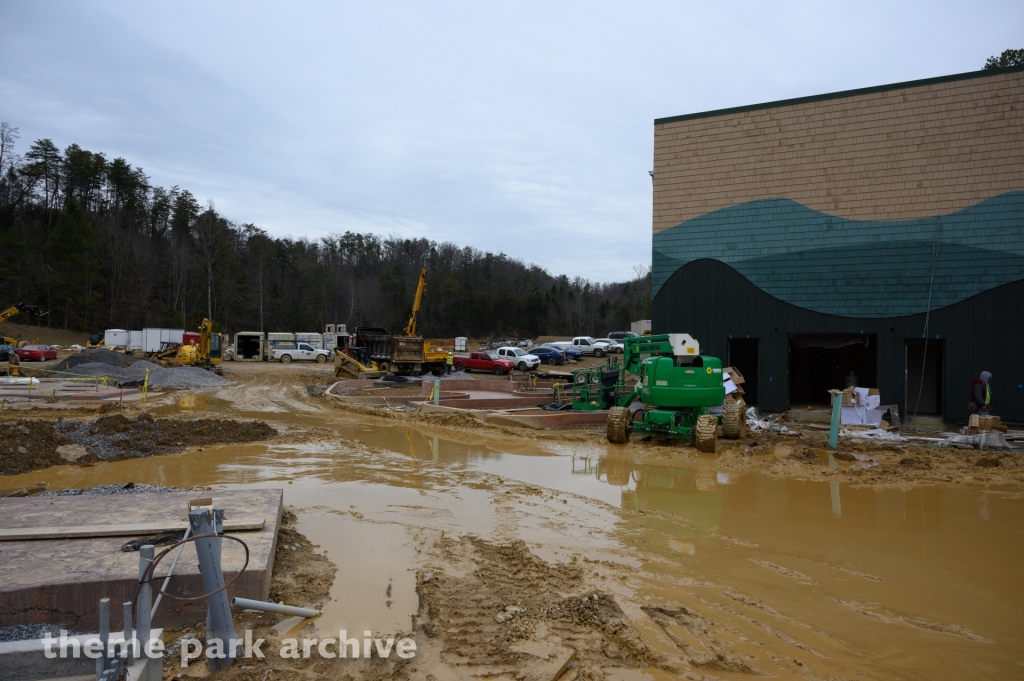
[403,268,427,337]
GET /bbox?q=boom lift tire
[722,403,745,439]
[694,415,718,452]
[606,406,631,444]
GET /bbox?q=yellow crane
[0,303,47,346]
[401,268,448,374]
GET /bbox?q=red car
[452,351,515,375]
[17,344,58,361]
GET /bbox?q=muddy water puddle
[5,392,1024,677]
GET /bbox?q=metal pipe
[97,598,110,680]
[137,546,154,668]
[150,525,190,618]
[122,601,133,666]
[230,597,321,618]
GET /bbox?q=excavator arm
[403,268,427,337]
[1,303,47,346]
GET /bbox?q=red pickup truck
[453,351,515,375]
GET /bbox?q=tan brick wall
[653,70,1024,233]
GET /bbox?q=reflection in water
[175,393,209,412]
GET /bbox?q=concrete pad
[0,489,282,631]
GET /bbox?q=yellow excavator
[0,303,47,346]
[158,318,223,374]
[402,268,448,375]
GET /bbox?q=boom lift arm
[403,268,427,337]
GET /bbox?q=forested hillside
[0,123,650,339]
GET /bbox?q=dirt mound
[0,414,276,476]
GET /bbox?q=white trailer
[128,330,143,352]
[104,329,129,350]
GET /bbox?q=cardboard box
[969,414,980,428]
[726,367,745,385]
[978,416,993,431]
[828,388,855,405]
[841,405,884,426]
[723,379,738,394]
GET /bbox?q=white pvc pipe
[230,597,321,618]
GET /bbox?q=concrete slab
[0,489,282,631]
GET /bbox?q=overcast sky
[2,2,1020,282]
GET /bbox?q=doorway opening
[905,339,944,416]
[728,338,759,405]
[788,334,877,405]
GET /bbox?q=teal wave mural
[652,191,1024,318]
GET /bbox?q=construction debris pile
[0,414,276,476]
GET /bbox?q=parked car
[271,342,331,363]
[551,337,609,357]
[0,344,16,361]
[558,346,584,361]
[17,344,58,361]
[453,351,515,375]
[529,346,566,365]
[495,346,540,371]
[594,338,624,354]
[607,331,639,341]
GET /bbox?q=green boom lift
[579,333,744,452]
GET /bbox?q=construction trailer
[103,329,129,350]
[295,332,324,348]
[233,331,266,361]
[266,333,295,353]
[324,324,350,351]
[141,328,185,353]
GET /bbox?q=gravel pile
[146,366,228,388]
[41,482,178,496]
[53,361,229,388]
[59,349,131,370]
[0,624,84,643]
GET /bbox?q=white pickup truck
[495,346,540,371]
[271,342,331,363]
[549,337,610,357]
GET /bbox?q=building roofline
[654,64,1024,126]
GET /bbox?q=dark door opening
[906,339,944,416]
[789,334,877,405]
[728,338,759,405]
[237,335,262,360]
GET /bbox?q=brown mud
[2,362,1022,680]
[0,414,277,476]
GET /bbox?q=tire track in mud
[748,558,819,585]
[835,599,994,644]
